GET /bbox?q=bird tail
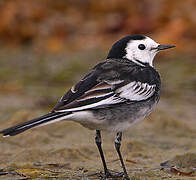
[0,111,72,137]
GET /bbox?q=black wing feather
[53,59,160,112]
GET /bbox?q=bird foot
[98,170,124,179]
[123,175,130,180]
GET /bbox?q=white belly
[68,106,153,132]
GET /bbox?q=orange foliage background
[0,0,195,54]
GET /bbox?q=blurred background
[0,0,195,179]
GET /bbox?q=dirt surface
[0,50,195,179]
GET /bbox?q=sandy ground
[0,51,195,179]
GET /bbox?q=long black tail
[0,111,72,137]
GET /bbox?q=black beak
[157,44,176,50]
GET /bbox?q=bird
[0,35,175,180]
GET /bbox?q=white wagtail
[0,35,175,179]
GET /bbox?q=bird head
[107,35,175,66]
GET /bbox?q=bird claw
[98,170,124,179]
[123,175,130,180]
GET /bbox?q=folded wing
[53,60,156,112]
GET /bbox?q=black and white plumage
[0,35,175,179]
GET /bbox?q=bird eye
[138,44,146,50]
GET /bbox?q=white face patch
[124,37,159,66]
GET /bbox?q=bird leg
[95,130,108,175]
[95,130,124,179]
[115,132,130,180]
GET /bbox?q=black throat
[134,59,150,67]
